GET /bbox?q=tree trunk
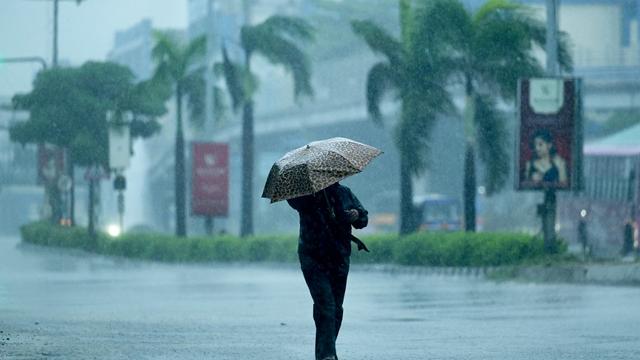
[240,51,254,238]
[48,183,63,225]
[175,87,187,237]
[68,159,75,226]
[463,76,477,232]
[240,99,254,237]
[542,189,557,253]
[464,145,476,232]
[399,147,414,235]
[205,216,213,236]
[88,177,95,241]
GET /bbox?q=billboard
[191,142,229,217]
[516,78,582,191]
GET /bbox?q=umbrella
[261,137,382,203]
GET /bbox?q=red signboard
[517,78,582,191]
[191,142,229,217]
[37,144,65,185]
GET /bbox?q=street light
[23,0,87,67]
[0,57,47,70]
[108,111,132,234]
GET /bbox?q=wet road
[1,235,639,360]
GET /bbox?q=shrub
[20,222,559,267]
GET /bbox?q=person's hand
[345,209,359,223]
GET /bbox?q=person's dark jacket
[287,183,368,260]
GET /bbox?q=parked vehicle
[414,194,462,231]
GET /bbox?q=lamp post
[0,57,47,70]
[108,111,132,236]
[23,0,86,67]
[578,208,588,260]
[540,0,560,253]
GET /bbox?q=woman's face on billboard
[534,137,551,158]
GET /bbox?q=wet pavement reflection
[1,236,639,359]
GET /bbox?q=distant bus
[414,194,462,231]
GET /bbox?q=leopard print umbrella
[262,137,382,203]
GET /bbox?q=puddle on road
[370,317,426,323]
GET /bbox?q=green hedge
[20,222,563,267]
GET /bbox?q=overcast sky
[0,0,188,98]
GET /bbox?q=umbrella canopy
[262,137,382,203]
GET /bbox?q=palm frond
[182,69,206,128]
[213,85,229,124]
[184,35,206,65]
[396,95,440,175]
[415,0,471,55]
[151,31,181,81]
[524,19,574,73]
[473,0,522,23]
[259,15,314,42]
[557,32,574,72]
[220,46,245,111]
[351,20,403,66]
[471,1,548,99]
[246,29,313,98]
[239,15,314,100]
[474,94,509,194]
[365,62,398,125]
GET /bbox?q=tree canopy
[10,61,167,168]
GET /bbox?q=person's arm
[346,189,368,229]
[554,156,568,184]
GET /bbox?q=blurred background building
[1,0,637,256]
[102,0,638,245]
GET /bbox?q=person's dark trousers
[299,252,350,360]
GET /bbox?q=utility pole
[205,0,215,132]
[27,0,85,225]
[25,0,84,67]
[204,0,216,234]
[545,0,559,76]
[53,0,59,66]
[542,0,560,253]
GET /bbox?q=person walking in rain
[287,182,369,360]
[261,137,380,360]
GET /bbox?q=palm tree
[421,0,573,231]
[221,15,314,237]
[351,0,455,235]
[151,31,206,237]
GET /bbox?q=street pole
[545,0,559,76]
[205,216,213,235]
[53,0,59,67]
[118,190,124,233]
[542,0,560,253]
[204,0,215,134]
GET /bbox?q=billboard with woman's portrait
[517,78,582,191]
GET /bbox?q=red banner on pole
[191,142,229,217]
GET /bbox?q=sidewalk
[492,262,640,286]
